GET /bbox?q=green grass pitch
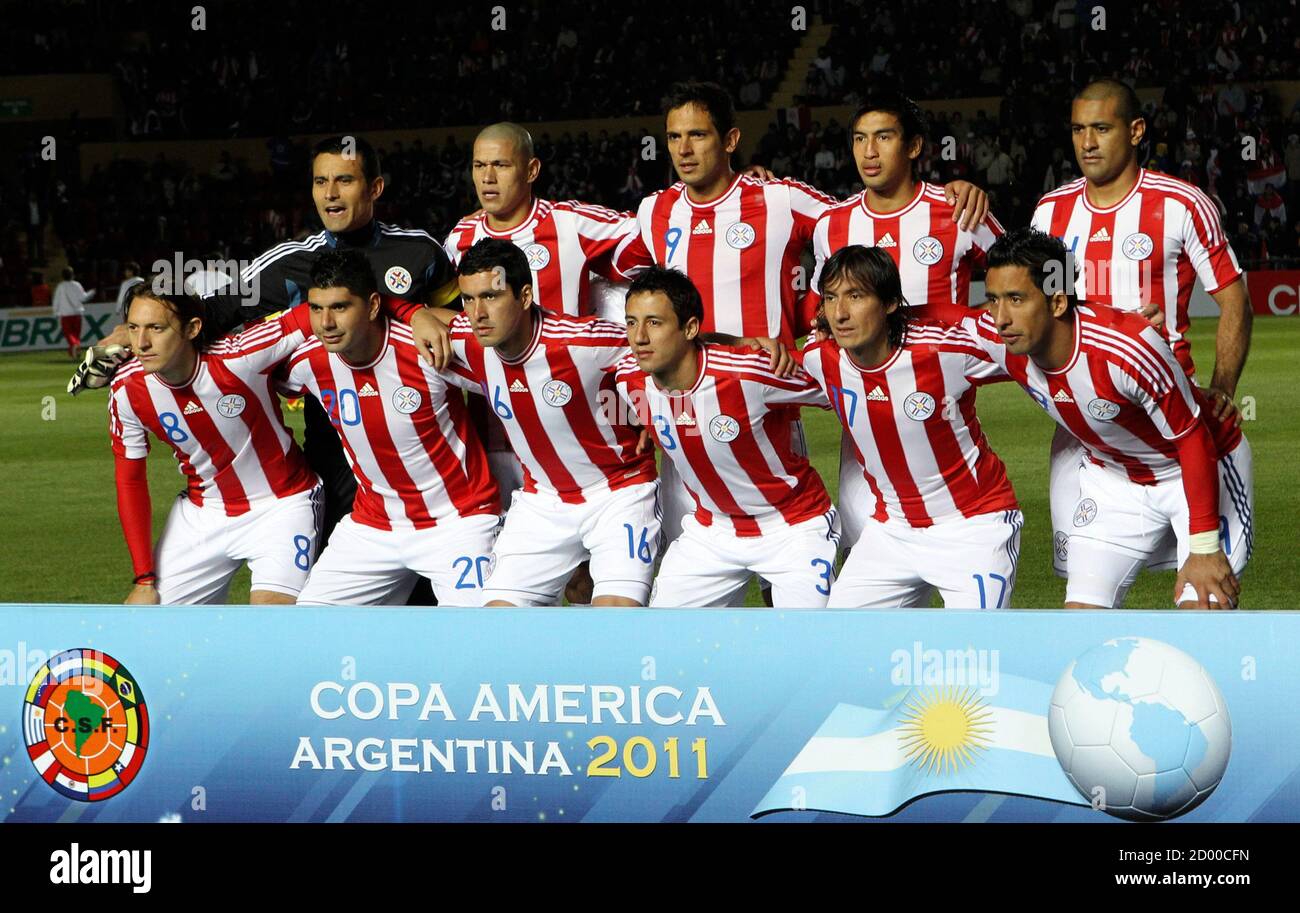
[1,317,1295,608]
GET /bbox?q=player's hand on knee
[1175,551,1239,609]
[124,583,160,605]
[944,180,988,231]
[410,309,452,370]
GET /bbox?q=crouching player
[443,239,660,607]
[275,251,501,605]
[109,282,323,604]
[616,267,840,608]
[799,245,1023,608]
[934,228,1252,609]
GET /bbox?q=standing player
[799,246,1022,609]
[929,229,1252,609]
[616,267,839,607]
[1031,79,1252,576]
[273,250,500,605]
[440,123,651,603]
[614,82,989,545]
[804,89,1005,549]
[109,282,323,605]
[444,122,648,321]
[443,239,660,607]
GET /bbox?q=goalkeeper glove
[67,344,130,396]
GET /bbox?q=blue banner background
[0,606,1296,823]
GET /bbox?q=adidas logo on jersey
[876,233,897,249]
[676,412,697,427]
[509,379,529,393]
[692,220,712,235]
[358,383,379,397]
[866,386,888,402]
[1089,227,1111,243]
[182,401,203,415]
[1053,389,1074,403]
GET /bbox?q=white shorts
[650,508,840,609]
[829,510,1023,609]
[1064,437,1254,608]
[155,483,324,605]
[837,432,869,549]
[1050,428,1177,576]
[298,512,500,606]
[480,481,661,606]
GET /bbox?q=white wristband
[1188,530,1221,555]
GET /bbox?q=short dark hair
[1074,78,1143,127]
[851,88,928,146]
[820,245,908,349]
[458,238,533,298]
[626,266,704,329]
[985,227,1078,309]
[124,261,140,276]
[125,277,210,347]
[311,134,381,184]
[663,81,736,137]
[309,249,378,299]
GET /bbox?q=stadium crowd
[2,0,1299,309]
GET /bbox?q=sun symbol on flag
[897,686,994,774]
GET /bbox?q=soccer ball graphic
[1048,637,1231,821]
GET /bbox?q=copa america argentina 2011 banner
[0,606,1296,824]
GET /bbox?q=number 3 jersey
[614,344,832,537]
[109,317,320,516]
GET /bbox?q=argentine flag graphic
[753,673,1088,817]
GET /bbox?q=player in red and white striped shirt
[803,89,1005,549]
[444,123,647,321]
[109,283,323,605]
[277,251,500,605]
[798,246,1023,609]
[615,267,839,608]
[1031,79,1253,577]
[926,228,1252,609]
[442,239,660,607]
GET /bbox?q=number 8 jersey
[108,315,320,514]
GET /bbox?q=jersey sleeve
[759,362,832,409]
[1180,194,1243,295]
[203,304,314,373]
[608,225,654,280]
[587,320,634,371]
[108,382,149,459]
[966,211,1005,269]
[114,452,154,578]
[445,313,484,385]
[1029,199,1054,233]
[785,178,837,243]
[422,243,462,308]
[1110,326,1202,441]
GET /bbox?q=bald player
[1032,78,1251,578]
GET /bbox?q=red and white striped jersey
[447,310,656,503]
[798,323,1019,528]
[618,174,837,343]
[443,198,647,317]
[282,316,499,531]
[807,182,1003,315]
[614,344,833,537]
[108,314,320,516]
[948,303,1242,484]
[1031,169,1243,375]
